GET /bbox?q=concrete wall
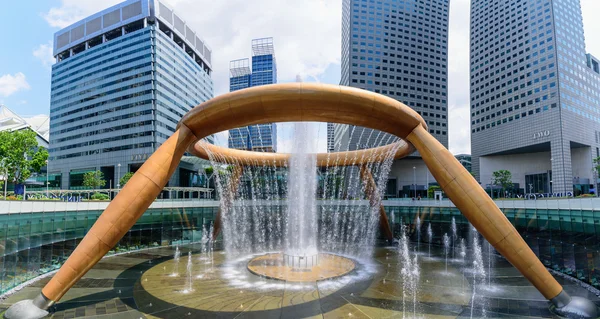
[388,159,434,194]
[571,146,593,183]
[479,151,551,187]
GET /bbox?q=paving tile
[1,246,598,318]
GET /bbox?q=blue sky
[0,1,60,115]
[2,0,600,154]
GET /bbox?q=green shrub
[577,194,595,198]
[91,192,109,200]
[119,172,134,187]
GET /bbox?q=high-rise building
[327,122,335,153]
[48,0,213,189]
[455,154,472,173]
[335,0,450,197]
[470,0,600,195]
[228,38,278,152]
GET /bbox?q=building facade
[455,154,472,173]
[228,38,278,152]
[334,0,450,197]
[48,0,213,189]
[470,0,600,195]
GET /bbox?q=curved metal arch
[25,83,565,313]
[190,139,414,167]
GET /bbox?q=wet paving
[1,244,599,318]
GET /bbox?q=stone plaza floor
[1,244,599,318]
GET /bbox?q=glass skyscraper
[334,0,449,197]
[48,0,213,189]
[470,0,600,195]
[228,38,278,152]
[333,0,449,153]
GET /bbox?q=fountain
[471,235,486,318]
[399,225,420,319]
[203,120,399,284]
[427,223,433,258]
[208,222,214,271]
[200,223,208,256]
[415,216,421,252]
[460,238,467,294]
[443,233,450,273]
[170,246,180,277]
[451,217,457,258]
[486,241,494,289]
[183,252,193,293]
[459,238,466,263]
[284,122,319,264]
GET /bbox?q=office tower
[228,38,278,152]
[327,122,335,153]
[49,0,213,189]
[470,0,600,195]
[336,0,450,197]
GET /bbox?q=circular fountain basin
[247,252,355,282]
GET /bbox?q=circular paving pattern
[246,252,355,282]
[131,248,474,318]
[7,245,595,318]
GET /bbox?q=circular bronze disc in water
[247,253,355,282]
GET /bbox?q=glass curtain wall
[0,206,217,293]
[3,202,600,294]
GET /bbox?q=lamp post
[45,160,49,198]
[117,163,121,190]
[549,157,553,194]
[413,166,417,198]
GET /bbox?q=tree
[593,157,600,195]
[83,170,106,190]
[492,170,513,198]
[0,130,48,184]
[119,172,134,187]
[427,185,441,199]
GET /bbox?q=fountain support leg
[4,127,197,317]
[360,165,394,242]
[550,290,599,318]
[406,125,600,318]
[3,293,52,319]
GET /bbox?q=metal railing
[5,187,214,202]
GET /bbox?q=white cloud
[447,0,471,155]
[163,0,342,96]
[33,42,55,68]
[0,73,31,97]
